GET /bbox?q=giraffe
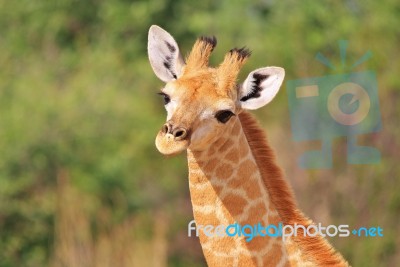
[147,25,349,267]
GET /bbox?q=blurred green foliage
[0,0,399,266]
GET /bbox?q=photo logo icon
[286,41,382,169]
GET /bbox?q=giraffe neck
[187,112,348,267]
[187,115,289,267]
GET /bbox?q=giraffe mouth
[155,131,190,156]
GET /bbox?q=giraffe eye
[215,110,235,123]
[157,92,170,105]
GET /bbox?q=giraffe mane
[239,111,348,266]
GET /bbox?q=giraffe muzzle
[155,122,190,155]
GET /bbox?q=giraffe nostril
[172,127,187,141]
[161,123,170,134]
[175,130,184,137]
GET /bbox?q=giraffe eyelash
[157,92,171,105]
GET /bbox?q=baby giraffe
[147,25,349,267]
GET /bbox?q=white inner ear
[148,25,185,82]
[239,67,285,110]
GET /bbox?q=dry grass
[51,169,168,267]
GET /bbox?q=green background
[0,0,399,266]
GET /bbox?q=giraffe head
[148,25,285,155]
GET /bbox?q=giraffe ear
[238,67,285,110]
[148,25,185,82]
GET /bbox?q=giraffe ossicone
[147,25,349,267]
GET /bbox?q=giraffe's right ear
[148,25,185,82]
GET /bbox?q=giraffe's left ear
[238,67,285,110]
